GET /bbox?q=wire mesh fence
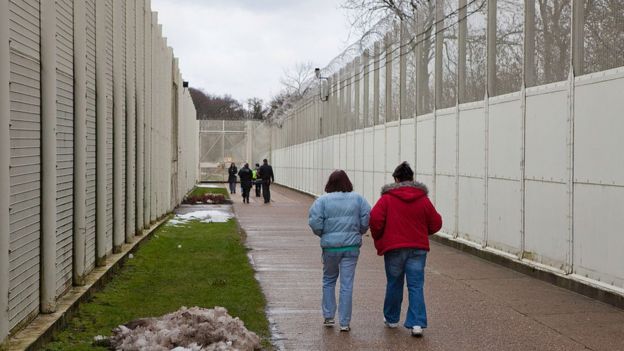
[271,0,624,150]
[199,120,271,182]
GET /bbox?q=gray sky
[151,0,353,103]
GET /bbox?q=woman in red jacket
[369,162,442,337]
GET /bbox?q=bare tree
[246,97,267,120]
[279,61,316,99]
[341,0,432,36]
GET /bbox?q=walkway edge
[229,203,283,351]
[275,183,624,311]
[430,233,624,310]
[8,216,171,351]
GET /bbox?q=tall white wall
[270,0,624,299]
[0,0,199,343]
[272,70,624,295]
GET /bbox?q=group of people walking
[227,159,274,204]
[308,161,442,337]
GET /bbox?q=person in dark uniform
[238,163,253,204]
[254,163,262,197]
[257,159,274,204]
[227,163,237,194]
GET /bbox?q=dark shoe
[323,318,335,327]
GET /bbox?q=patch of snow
[167,219,187,227]
[167,210,233,228]
[196,184,224,189]
[178,210,232,223]
[109,306,260,351]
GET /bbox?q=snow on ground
[109,306,260,351]
[196,184,225,188]
[167,209,233,227]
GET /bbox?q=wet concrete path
[233,185,624,351]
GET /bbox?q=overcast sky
[151,0,353,103]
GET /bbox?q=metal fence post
[0,0,11,343]
[487,0,497,97]
[95,0,108,266]
[135,0,145,233]
[126,0,137,241]
[41,0,58,313]
[73,0,87,285]
[572,0,584,76]
[113,0,124,252]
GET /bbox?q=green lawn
[43,218,270,350]
[188,185,229,198]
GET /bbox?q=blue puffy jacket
[308,192,371,249]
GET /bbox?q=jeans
[255,182,261,197]
[383,248,428,329]
[322,249,359,327]
[228,181,236,194]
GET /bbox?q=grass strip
[189,186,229,198]
[43,218,270,350]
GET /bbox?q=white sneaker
[383,318,398,328]
[339,325,350,332]
[411,326,423,337]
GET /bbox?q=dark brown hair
[392,161,414,182]
[325,170,353,193]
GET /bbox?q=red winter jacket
[370,181,442,255]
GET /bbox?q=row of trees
[189,61,316,123]
[189,88,266,120]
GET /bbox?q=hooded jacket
[308,192,371,249]
[238,167,253,187]
[369,181,442,255]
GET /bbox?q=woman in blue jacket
[308,170,371,332]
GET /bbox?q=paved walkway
[233,185,624,351]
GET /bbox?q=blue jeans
[383,248,428,329]
[228,181,236,194]
[322,249,359,327]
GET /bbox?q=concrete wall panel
[458,176,485,243]
[524,180,568,269]
[458,104,485,177]
[416,115,434,176]
[373,126,385,173]
[346,132,354,173]
[386,121,400,173]
[436,174,456,235]
[487,178,522,255]
[525,85,568,182]
[574,73,624,186]
[574,183,624,288]
[363,128,374,172]
[488,96,521,180]
[399,118,415,167]
[436,111,456,175]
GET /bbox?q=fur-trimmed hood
[380,181,429,203]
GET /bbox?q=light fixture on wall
[182,81,189,88]
[315,68,329,102]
